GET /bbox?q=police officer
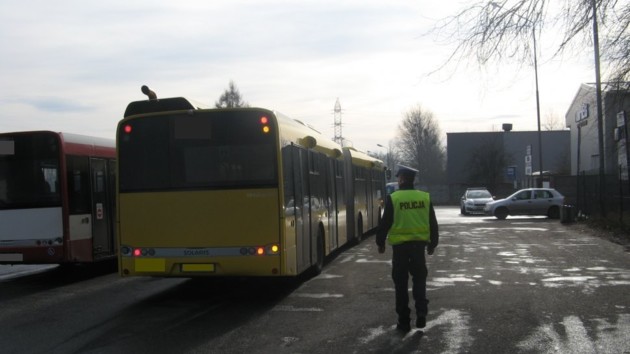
[376,165,439,333]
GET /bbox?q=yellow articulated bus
[117,95,385,278]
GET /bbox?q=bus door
[335,160,346,245]
[290,147,309,273]
[90,158,113,260]
[295,149,311,271]
[307,151,325,263]
[327,158,338,250]
[108,159,116,242]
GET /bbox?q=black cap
[395,165,418,177]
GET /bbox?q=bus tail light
[240,244,280,256]
[262,244,280,255]
[260,116,271,134]
[129,247,156,257]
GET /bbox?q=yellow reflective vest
[388,190,431,245]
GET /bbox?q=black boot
[416,316,426,329]
[396,318,411,332]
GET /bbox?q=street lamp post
[591,0,606,216]
[377,143,391,180]
[490,2,543,187]
[531,23,544,187]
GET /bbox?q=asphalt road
[1,207,629,354]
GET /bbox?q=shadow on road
[0,260,117,301]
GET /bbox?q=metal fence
[574,172,630,224]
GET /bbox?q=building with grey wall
[446,129,570,194]
[565,82,630,176]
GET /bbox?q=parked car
[460,187,494,215]
[483,188,564,220]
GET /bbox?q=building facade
[565,82,630,177]
[446,129,570,198]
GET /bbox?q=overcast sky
[0,0,596,153]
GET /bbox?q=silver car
[460,188,494,215]
[484,188,564,220]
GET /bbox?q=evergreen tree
[215,80,248,108]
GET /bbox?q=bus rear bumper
[119,256,284,277]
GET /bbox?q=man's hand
[427,247,435,255]
[378,245,386,254]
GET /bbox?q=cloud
[3,97,93,113]
[0,0,597,151]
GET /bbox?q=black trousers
[391,241,429,321]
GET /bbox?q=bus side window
[36,169,50,193]
[67,156,91,214]
[0,161,7,204]
[40,165,58,194]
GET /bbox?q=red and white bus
[0,131,117,264]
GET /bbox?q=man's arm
[376,195,394,251]
[427,203,439,254]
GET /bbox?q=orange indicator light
[260,116,269,124]
[256,247,264,255]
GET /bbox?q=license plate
[134,258,166,272]
[181,263,215,272]
[0,253,23,262]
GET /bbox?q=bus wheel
[311,226,325,276]
[354,215,363,245]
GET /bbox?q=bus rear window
[0,133,61,209]
[119,111,278,192]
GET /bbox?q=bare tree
[215,80,249,108]
[543,109,565,130]
[375,142,401,182]
[605,3,630,81]
[396,105,446,185]
[431,0,629,81]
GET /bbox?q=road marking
[424,309,473,354]
[280,337,300,347]
[317,273,343,279]
[359,309,472,353]
[358,325,387,344]
[339,255,355,263]
[290,293,344,298]
[356,258,390,264]
[272,305,323,312]
[518,315,630,353]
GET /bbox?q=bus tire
[354,215,363,245]
[311,226,325,276]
